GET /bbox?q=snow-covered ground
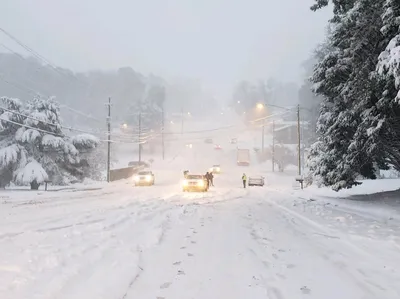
[1,116,400,299]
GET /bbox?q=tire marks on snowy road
[242,195,400,299]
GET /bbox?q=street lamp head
[256,103,264,109]
[122,123,128,129]
[237,100,240,104]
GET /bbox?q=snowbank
[291,178,400,223]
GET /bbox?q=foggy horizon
[0,0,331,98]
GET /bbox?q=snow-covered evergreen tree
[0,95,100,188]
[307,0,397,190]
[0,97,25,187]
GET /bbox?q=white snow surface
[15,160,48,184]
[1,117,400,299]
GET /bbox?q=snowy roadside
[258,174,400,277]
[291,179,400,223]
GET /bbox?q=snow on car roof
[138,171,152,174]
[186,174,203,179]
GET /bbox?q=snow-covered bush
[273,144,296,172]
[15,159,48,190]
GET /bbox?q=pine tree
[0,97,99,189]
[0,97,26,188]
[308,0,389,190]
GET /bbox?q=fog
[0,0,331,123]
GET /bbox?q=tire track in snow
[248,196,400,298]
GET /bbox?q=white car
[133,170,155,186]
[182,174,209,192]
[209,165,221,174]
[248,175,265,187]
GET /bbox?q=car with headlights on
[133,170,155,186]
[182,174,209,192]
[209,164,221,174]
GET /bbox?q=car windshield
[187,175,203,179]
[138,171,151,175]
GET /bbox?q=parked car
[248,175,265,186]
[205,138,213,144]
[133,170,155,186]
[209,164,221,174]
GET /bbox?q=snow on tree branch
[71,134,100,150]
[0,144,20,168]
[15,159,48,184]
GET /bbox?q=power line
[0,29,102,123]
[0,104,102,136]
[0,116,63,137]
[0,27,85,87]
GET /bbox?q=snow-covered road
[1,170,400,299]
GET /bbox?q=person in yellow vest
[242,173,247,188]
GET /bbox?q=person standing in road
[209,172,214,186]
[205,172,211,187]
[242,173,247,188]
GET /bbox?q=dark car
[128,161,150,168]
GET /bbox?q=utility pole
[181,107,184,135]
[138,112,142,162]
[161,106,165,160]
[106,97,111,182]
[297,104,301,176]
[272,120,275,172]
[261,118,265,153]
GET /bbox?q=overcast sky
[0,0,331,97]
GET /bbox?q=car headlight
[198,180,204,186]
[182,180,188,186]
[145,175,151,181]
[134,176,139,181]
[216,167,220,171]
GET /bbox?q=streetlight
[237,100,240,104]
[187,112,191,115]
[122,123,128,129]
[256,103,264,109]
